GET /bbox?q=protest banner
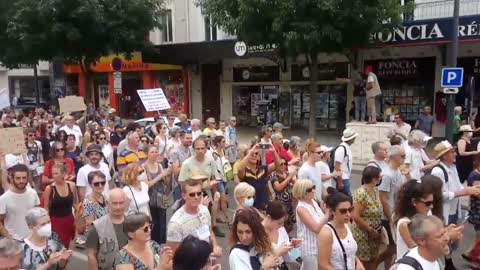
[137,88,171,112]
[58,96,87,114]
[0,127,26,154]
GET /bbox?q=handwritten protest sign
[58,96,87,114]
[137,88,171,112]
[0,127,26,154]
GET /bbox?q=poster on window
[251,93,261,116]
[317,93,329,118]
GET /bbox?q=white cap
[423,136,433,142]
[320,145,333,152]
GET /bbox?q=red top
[43,158,75,178]
[265,145,292,165]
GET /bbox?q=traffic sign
[113,72,122,94]
[442,88,459,94]
[441,67,464,88]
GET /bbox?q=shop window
[204,16,217,41]
[160,10,173,43]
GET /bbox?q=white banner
[137,88,171,112]
[0,88,10,110]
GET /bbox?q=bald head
[108,188,127,217]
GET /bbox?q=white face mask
[37,223,52,237]
[138,172,148,182]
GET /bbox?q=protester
[42,163,78,247]
[65,134,84,175]
[42,141,75,186]
[404,130,433,180]
[271,158,297,232]
[0,164,40,240]
[203,118,218,138]
[0,237,23,269]
[38,122,56,162]
[190,118,202,140]
[335,128,358,197]
[121,163,150,216]
[110,124,125,148]
[233,144,249,185]
[211,135,232,223]
[293,179,328,270]
[260,126,273,145]
[456,125,478,183]
[173,235,221,270]
[226,116,238,164]
[175,112,190,131]
[229,209,280,270]
[166,179,222,257]
[453,106,462,143]
[298,139,325,202]
[60,115,83,146]
[77,144,113,202]
[117,131,147,173]
[233,182,264,220]
[170,130,193,203]
[365,65,381,124]
[87,189,129,270]
[351,166,383,270]
[22,207,73,269]
[415,106,434,135]
[154,123,169,153]
[464,154,480,262]
[25,127,44,191]
[386,113,411,142]
[287,136,302,166]
[318,190,362,270]
[266,132,294,165]
[316,145,342,189]
[168,126,183,153]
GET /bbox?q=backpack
[329,145,349,173]
[430,164,448,183]
[390,255,423,270]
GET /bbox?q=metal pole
[445,0,460,142]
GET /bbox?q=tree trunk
[308,54,318,138]
[33,63,40,106]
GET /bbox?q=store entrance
[120,74,143,119]
[202,64,221,122]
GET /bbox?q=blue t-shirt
[66,147,83,174]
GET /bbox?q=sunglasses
[306,185,316,193]
[55,148,65,152]
[93,181,106,187]
[188,191,203,198]
[419,200,434,207]
[338,207,354,214]
[99,137,106,140]
[138,169,145,174]
[141,223,152,233]
[252,152,259,156]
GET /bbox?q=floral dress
[116,240,162,269]
[271,172,296,231]
[351,186,383,261]
[21,232,64,270]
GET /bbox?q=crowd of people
[0,105,477,270]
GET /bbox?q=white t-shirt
[0,188,40,240]
[334,143,353,179]
[59,125,82,146]
[123,182,150,216]
[298,163,323,201]
[76,163,112,196]
[272,226,294,264]
[377,166,404,219]
[396,247,440,270]
[167,205,212,243]
[315,160,333,189]
[396,217,411,257]
[367,159,388,173]
[229,247,265,270]
[405,145,425,180]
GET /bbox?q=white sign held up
[137,88,171,112]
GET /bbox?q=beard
[13,181,27,191]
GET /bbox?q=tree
[0,0,163,104]
[198,0,408,136]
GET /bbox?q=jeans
[339,179,352,198]
[448,213,459,251]
[173,185,181,203]
[150,206,167,244]
[355,96,367,121]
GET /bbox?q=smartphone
[259,144,270,150]
[291,238,302,247]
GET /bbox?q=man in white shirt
[167,179,222,256]
[59,115,83,146]
[386,113,412,142]
[395,215,448,270]
[315,145,342,189]
[77,144,114,202]
[367,141,388,172]
[431,140,480,225]
[0,164,40,240]
[334,128,357,197]
[365,65,381,124]
[190,119,202,141]
[405,130,434,180]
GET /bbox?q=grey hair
[191,118,201,125]
[0,237,22,258]
[409,214,444,241]
[25,207,49,227]
[169,126,182,137]
[387,145,404,158]
[229,116,237,121]
[408,130,427,145]
[289,136,301,149]
[273,122,283,131]
[271,132,283,142]
[206,117,215,124]
[259,125,271,137]
[371,141,385,154]
[454,106,462,113]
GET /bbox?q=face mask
[37,223,52,237]
[427,209,432,216]
[244,198,254,208]
[138,172,147,182]
[466,132,473,138]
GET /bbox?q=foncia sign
[371,15,480,46]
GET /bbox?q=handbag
[144,164,170,209]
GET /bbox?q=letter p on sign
[441,68,464,88]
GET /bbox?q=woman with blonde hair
[233,182,264,220]
[121,163,150,216]
[293,179,328,270]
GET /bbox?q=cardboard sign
[58,96,87,114]
[0,127,26,154]
[137,88,171,112]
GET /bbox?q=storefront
[364,57,436,124]
[457,57,480,113]
[64,52,187,118]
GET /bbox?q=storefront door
[202,64,221,122]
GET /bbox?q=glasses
[306,186,316,193]
[252,152,259,156]
[55,148,65,152]
[93,181,106,187]
[141,223,152,233]
[338,207,354,214]
[419,200,434,207]
[188,191,203,197]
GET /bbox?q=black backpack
[390,255,423,270]
[431,164,448,183]
[329,145,349,173]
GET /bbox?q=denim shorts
[217,181,227,194]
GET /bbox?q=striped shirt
[116,149,147,172]
[296,200,325,257]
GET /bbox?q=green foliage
[0,0,163,69]
[198,0,407,57]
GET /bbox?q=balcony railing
[408,0,480,21]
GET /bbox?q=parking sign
[441,68,464,88]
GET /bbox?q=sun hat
[341,128,358,142]
[459,125,474,132]
[434,140,455,160]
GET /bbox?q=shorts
[381,219,395,246]
[217,181,227,194]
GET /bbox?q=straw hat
[341,128,358,142]
[459,125,474,132]
[434,140,455,160]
